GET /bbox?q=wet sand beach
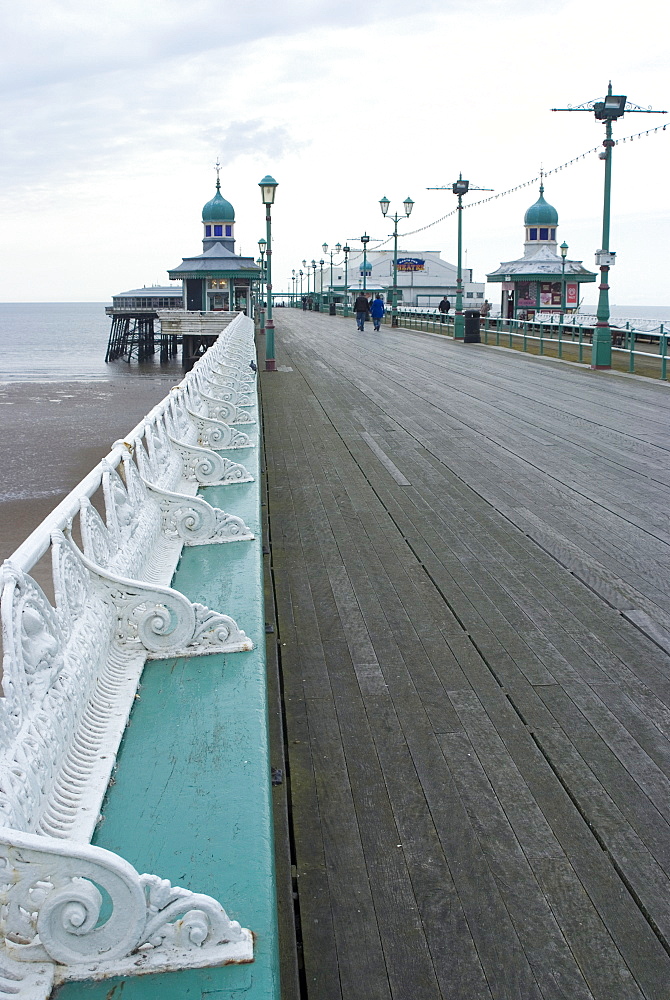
[0,377,179,562]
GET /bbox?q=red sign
[566,283,578,306]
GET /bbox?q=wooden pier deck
[261,310,670,1000]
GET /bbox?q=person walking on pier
[354,293,370,331]
[370,294,385,331]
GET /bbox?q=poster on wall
[540,282,563,306]
[397,257,425,271]
[566,282,578,306]
[517,281,536,307]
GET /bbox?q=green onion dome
[524,185,558,226]
[202,179,235,222]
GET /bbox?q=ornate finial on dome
[524,176,558,227]
[202,169,235,223]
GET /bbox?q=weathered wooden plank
[261,312,670,1000]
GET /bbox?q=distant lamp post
[593,91,626,368]
[319,259,325,308]
[427,175,492,340]
[257,237,267,335]
[453,176,470,340]
[552,84,666,368]
[302,260,309,297]
[259,174,278,371]
[342,245,351,317]
[299,269,304,299]
[380,195,414,326]
[311,260,317,307]
[360,234,371,292]
[292,268,296,306]
[322,242,341,313]
[560,242,568,324]
[322,243,329,306]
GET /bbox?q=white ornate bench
[0,314,262,998]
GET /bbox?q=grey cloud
[200,120,307,163]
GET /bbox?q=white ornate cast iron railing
[0,313,260,999]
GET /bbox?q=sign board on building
[397,257,425,272]
[566,282,578,306]
[540,282,563,307]
[517,281,537,307]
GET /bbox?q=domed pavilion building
[167,175,260,313]
[487,183,596,319]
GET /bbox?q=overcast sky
[1,0,668,306]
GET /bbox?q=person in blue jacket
[370,294,385,331]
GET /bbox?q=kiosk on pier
[487,183,596,319]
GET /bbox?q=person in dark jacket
[370,294,385,331]
[354,293,370,331]
[438,296,451,322]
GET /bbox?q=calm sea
[0,302,183,382]
[1,302,669,383]
[581,304,670,329]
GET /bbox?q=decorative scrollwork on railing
[51,527,94,633]
[78,544,252,656]
[0,317,259,996]
[194,374,252,408]
[143,481,254,545]
[101,461,140,548]
[1,564,64,716]
[0,828,252,983]
[0,557,111,838]
[189,389,256,426]
[210,361,255,384]
[186,409,253,450]
[168,438,253,486]
[144,419,181,489]
[79,498,116,570]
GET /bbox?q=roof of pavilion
[487,246,596,283]
[168,242,261,279]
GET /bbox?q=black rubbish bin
[464,309,481,343]
[329,303,336,316]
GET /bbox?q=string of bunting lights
[345,122,668,262]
